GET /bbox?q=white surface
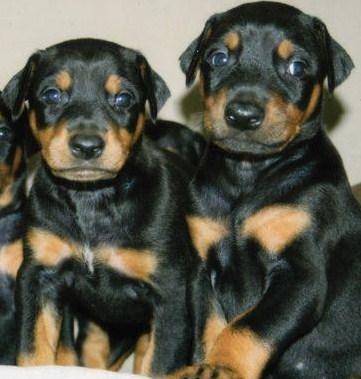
[0,366,146,379]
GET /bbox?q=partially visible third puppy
[0,93,25,364]
[3,38,195,375]
[176,2,360,379]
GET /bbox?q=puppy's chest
[30,203,157,282]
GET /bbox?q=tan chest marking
[187,216,229,260]
[97,247,157,282]
[27,228,77,267]
[208,327,272,379]
[241,205,311,254]
[0,240,23,278]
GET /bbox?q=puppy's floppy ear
[2,52,42,121]
[179,15,218,87]
[137,54,171,123]
[313,18,354,92]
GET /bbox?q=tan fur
[0,183,13,208]
[133,333,150,374]
[0,146,23,208]
[27,228,75,266]
[98,247,157,282]
[55,70,72,91]
[208,327,272,379]
[277,40,295,59]
[55,345,78,366]
[139,328,155,375]
[186,215,229,260]
[262,85,321,149]
[82,322,110,369]
[18,305,61,366]
[29,111,73,171]
[0,240,23,278]
[203,312,227,359]
[105,74,122,95]
[242,205,311,253]
[224,32,240,50]
[204,89,228,134]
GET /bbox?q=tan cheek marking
[224,32,240,50]
[98,247,157,282]
[0,240,23,278]
[203,312,227,359]
[133,333,151,374]
[105,74,122,95]
[277,40,295,60]
[139,327,155,375]
[133,113,145,143]
[55,70,72,91]
[101,124,132,172]
[27,228,76,267]
[55,345,78,366]
[208,327,272,379]
[81,322,110,369]
[30,113,72,171]
[18,305,61,366]
[204,89,228,133]
[186,216,229,260]
[242,205,311,254]
[45,122,73,170]
[302,84,322,122]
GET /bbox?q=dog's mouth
[51,167,118,182]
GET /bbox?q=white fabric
[0,366,147,379]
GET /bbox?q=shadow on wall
[179,84,346,134]
[323,93,346,133]
[179,83,203,132]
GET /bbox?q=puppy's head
[180,1,354,155]
[3,39,170,182]
[0,93,23,207]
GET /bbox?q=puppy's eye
[114,92,132,108]
[41,88,64,105]
[0,127,11,140]
[288,61,307,77]
[209,51,229,67]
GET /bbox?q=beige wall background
[0,0,360,183]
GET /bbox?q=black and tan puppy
[3,38,195,375]
[0,93,25,364]
[177,2,360,379]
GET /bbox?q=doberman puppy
[3,38,196,375]
[176,2,360,379]
[0,93,25,364]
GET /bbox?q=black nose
[225,102,264,130]
[69,134,105,160]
